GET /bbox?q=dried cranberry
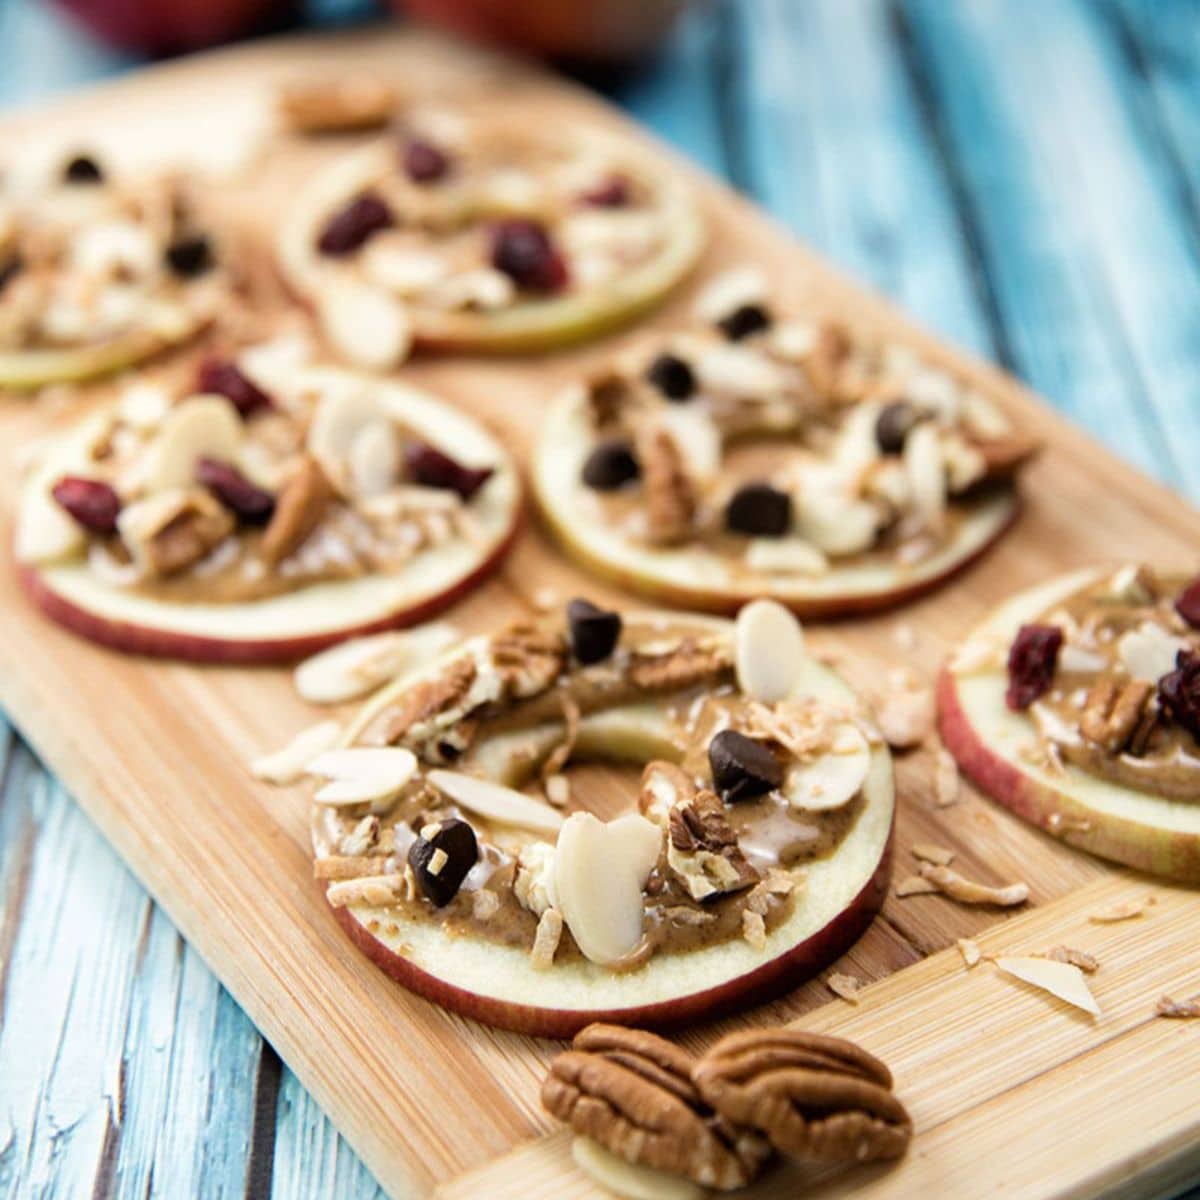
[196,358,272,418]
[645,353,696,401]
[316,192,394,257]
[1159,650,1200,741]
[581,174,631,207]
[62,154,104,185]
[406,442,494,500]
[196,458,275,525]
[0,254,21,293]
[1174,576,1200,629]
[717,304,772,342]
[165,234,214,278]
[402,138,451,183]
[1005,623,1063,711]
[490,219,568,293]
[52,476,121,534]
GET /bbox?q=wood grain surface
[1,13,1199,1200]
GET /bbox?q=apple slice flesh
[938,567,1200,883]
[319,614,895,1036]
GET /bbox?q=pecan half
[1079,677,1154,753]
[262,456,335,566]
[667,789,759,901]
[542,1024,770,1191]
[358,656,477,751]
[627,637,732,692]
[638,427,696,546]
[693,1029,912,1164]
[141,490,233,577]
[491,622,566,699]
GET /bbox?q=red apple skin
[537,497,1021,621]
[937,666,1200,884]
[329,827,893,1039]
[15,504,522,665]
[51,0,296,54]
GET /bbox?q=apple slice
[16,369,522,663]
[533,382,1020,618]
[938,568,1200,883]
[316,613,895,1037]
[276,137,705,356]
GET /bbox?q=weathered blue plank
[900,0,1199,495]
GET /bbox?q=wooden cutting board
[1,27,1197,1200]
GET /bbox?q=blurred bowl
[390,0,697,63]
[52,0,298,54]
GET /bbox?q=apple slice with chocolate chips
[276,108,705,363]
[939,565,1200,882]
[308,600,894,1036]
[15,348,521,662]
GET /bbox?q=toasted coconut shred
[1156,995,1200,1019]
[912,843,955,867]
[1043,946,1099,974]
[897,863,1029,908]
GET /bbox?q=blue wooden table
[1,0,1197,1196]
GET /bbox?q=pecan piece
[693,1029,912,1165]
[628,636,732,692]
[966,430,1039,484]
[1079,677,1154,753]
[638,427,696,546]
[145,492,234,576]
[491,622,566,699]
[667,789,759,901]
[358,656,477,750]
[542,1024,770,1190]
[261,456,335,566]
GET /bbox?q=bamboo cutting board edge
[0,27,1198,1200]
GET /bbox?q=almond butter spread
[1012,566,1200,800]
[311,606,880,972]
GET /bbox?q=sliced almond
[553,811,659,966]
[1089,898,1151,924]
[903,421,947,536]
[143,396,244,494]
[427,769,563,836]
[348,419,401,498]
[571,1136,703,1200]
[913,843,955,867]
[693,264,768,325]
[307,746,418,807]
[694,343,786,400]
[744,536,829,576]
[957,938,982,968]
[785,723,871,812]
[317,278,412,371]
[654,406,722,483]
[875,682,935,750]
[307,385,392,469]
[1116,622,1187,683]
[827,972,863,1004]
[918,863,1028,907]
[794,484,880,557]
[735,598,805,704]
[15,483,87,564]
[294,624,458,705]
[1058,644,1108,674]
[895,875,939,897]
[995,955,1100,1016]
[250,719,342,785]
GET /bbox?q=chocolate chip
[403,138,451,183]
[645,353,696,401]
[408,817,478,907]
[165,234,214,278]
[196,357,272,418]
[51,476,121,534]
[316,192,394,257]
[406,441,494,500]
[490,219,568,292]
[725,483,792,537]
[1005,623,1063,711]
[708,729,783,802]
[581,439,640,491]
[1175,576,1200,629]
[581,174,631,207]
[196,458,275,525]
[62,154,104,184]
[717,303,771,341]
[0,254,22,293]
[567,598,622,664]
[1158,649,1200,741]
[874,401,922,455]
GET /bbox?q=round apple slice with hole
[15,362,522,663]
[311,605,894,1036]
[938,566,1200,882]
[276,123,706,361]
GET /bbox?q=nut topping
[1078,677,1154,753]
[359,654,478,749]
[491,622,566,698]
[627,636,732,692]
[261,455,335,565]
[667,789,759,901]
[639,427,696,546]
[693,1028,912,1164]
[542,1025,770,1191]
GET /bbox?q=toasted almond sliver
[913,842,955,867]
[995,956,1100,1016]
[250,719,343,785]
[313,775,407,806]
[295,625,457,705]
[895,874,939,898]
[428,769,564,836]
[1155,995,1200,1019]
[1043,946,1099,974]
[530,908,564,970]
[307,746,418,781]
[957,938,982,968]
[917,863,1029,907]
[827,972,863,1004]
[544,773,571,808]
[1089,898,1150,924]
[325,873,406,908]
[742,909,767,951]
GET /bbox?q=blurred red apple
[52,0,299,55]
[391,0,697,62]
